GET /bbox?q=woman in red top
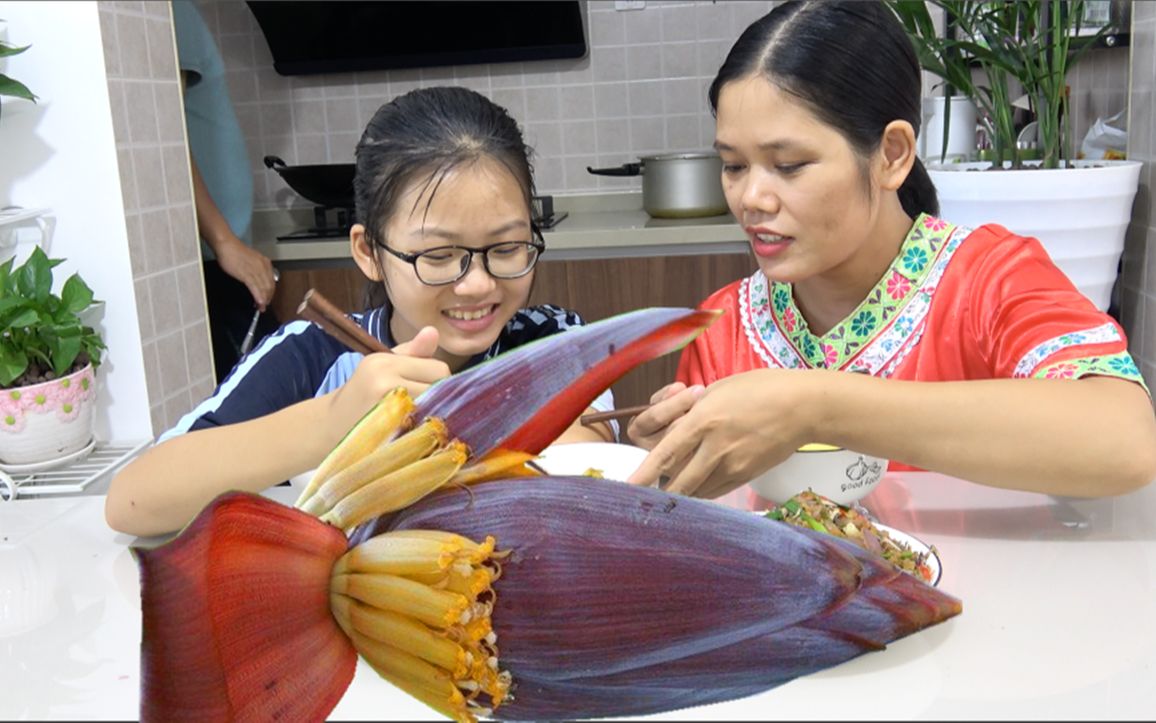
[627,0,1156,501]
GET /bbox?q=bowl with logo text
[747,443,887,506]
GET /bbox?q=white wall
[0,1,152,443]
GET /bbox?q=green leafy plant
[0,248,105,388]
[892,0,1108,169]
[0,21,38,104]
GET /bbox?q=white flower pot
[0,364,97,466]
[919,96,977,162]
[929,160,1143,311]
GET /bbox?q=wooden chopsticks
[579,404,651,427]
[297,288,392,355]
[298,287,649,429]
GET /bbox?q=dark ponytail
[900,157,939,218]
[709,0,938,217]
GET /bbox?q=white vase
[928,160,1143,312]
[0,364,97,466]
[919,96,977,162]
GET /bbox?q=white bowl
[535,442,649,482]
[747,444,887,506]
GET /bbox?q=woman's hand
[626,369,818,499]
[626,382,705,450]
[321,327,450,451]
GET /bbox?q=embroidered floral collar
[743,214,962,372]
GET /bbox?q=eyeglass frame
[372,233,547,287]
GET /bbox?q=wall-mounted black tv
[246,1,587,76]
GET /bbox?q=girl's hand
[627,382,705,450]
[626,369,819,499]
[322,327,450,449]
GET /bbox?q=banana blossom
[134,308,961,722]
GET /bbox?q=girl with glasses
[626,0,1156,503]
[107,87,615,537]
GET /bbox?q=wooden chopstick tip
[579,404,652,426]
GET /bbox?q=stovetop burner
[276,206,354,242]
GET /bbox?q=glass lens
[485,242,539,278]
[414,247,471,284]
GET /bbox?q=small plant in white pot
[892,0,1141,312]
[0,248,105,466]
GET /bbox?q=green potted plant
[0,21,38,122]
[0,247,106,467]
[892,0,1109,168]
[891,0,1141,312]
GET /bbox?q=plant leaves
[0,345,28,387]
[0,73,36,102]
[48,335,82,377]
[15,247,52,303]
[0,41,31,58]
[60,274,94,314]
[896,0,1099,167]
[0,255,14,295]
[4,307,39,329]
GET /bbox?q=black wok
[264,155,355,208]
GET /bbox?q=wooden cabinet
[270,265,371,325]
[271,251,755,411]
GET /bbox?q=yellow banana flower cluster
[329,530,511,722]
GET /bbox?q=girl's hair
[354,86,541,309]
[708,0,938,217]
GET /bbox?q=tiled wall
[1119,1,1156,388]
[1068,46,1131,156]
[195,0,774,208]
[98,1,215,437]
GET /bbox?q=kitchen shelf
[0,206,54,257]
[0,207,50,228]
[0,440,150,501]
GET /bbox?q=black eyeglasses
[376,239,546,286]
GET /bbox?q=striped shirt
[160,304,617,442]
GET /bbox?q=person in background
[106,86,616,537]
[627,0,1156,502]
[172,0,279,384]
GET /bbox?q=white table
[2,473,1155,720]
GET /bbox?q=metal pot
[587,153,729,219]
[264,155,355,208]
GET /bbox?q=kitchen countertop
[4,469,1155,720]
[252,192,750,265]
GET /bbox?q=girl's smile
[442,303,500,331]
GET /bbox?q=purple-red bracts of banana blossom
[381,477,962,720]
[413,306,720,459]
[135,493,356,722]
[137,479,960,722]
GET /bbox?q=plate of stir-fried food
[765,491,941,586]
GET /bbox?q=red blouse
[674,216,1143,509]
